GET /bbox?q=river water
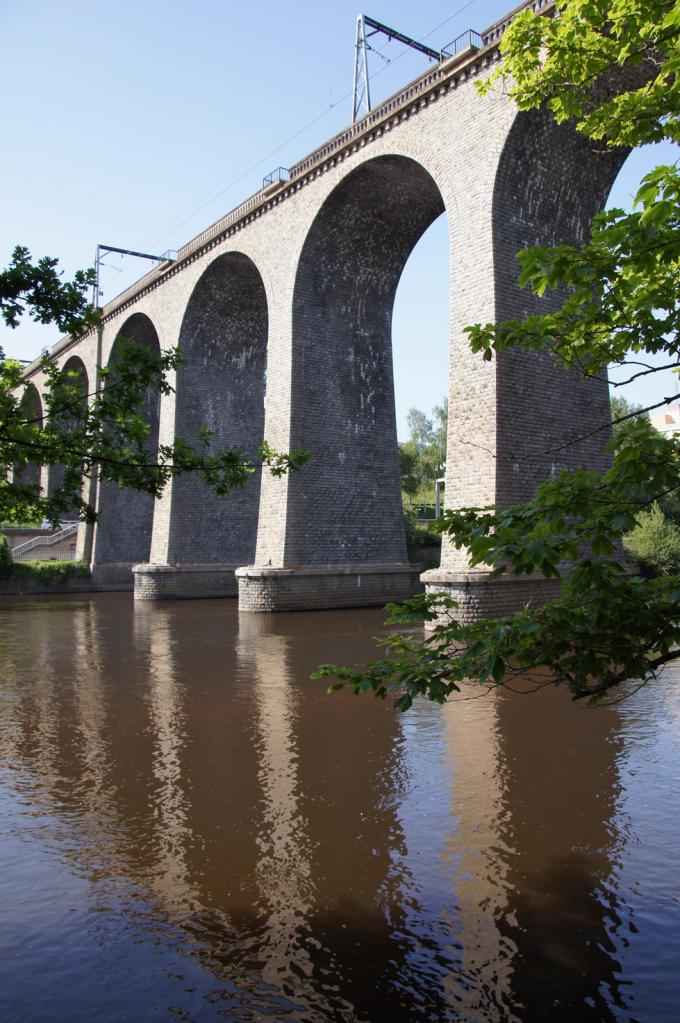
[0,593,678,1023]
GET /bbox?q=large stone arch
[165,250,268,566]
[93,313,161,576]
[47,355,89,518]
[13,381,44,500]
[428,107,631,614]
[490,108,628,507]
[285,154,447,566]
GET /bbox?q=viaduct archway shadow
[46,356,89,520]
[135,253,268,600]
[288,155,447,565]
[93,313,161,583]
[13,382,44,503]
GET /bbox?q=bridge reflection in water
[0,593,678,1022]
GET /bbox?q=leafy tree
[431,397,447,474]
[609,396,680,570]
[625,502,680,576]
[317,0,680,707]
[610,395,644,436]
[1,245,100,339]
[1,246,306,525]
[399,397,448,506]
[406,407,433,451]
[0,535,12,578]
[399,443,421,505]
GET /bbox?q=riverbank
[0,560,97,596]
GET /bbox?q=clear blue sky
[1,0,677,437]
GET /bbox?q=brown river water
[0,593,679,1023]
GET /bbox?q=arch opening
[13,382,44,503]
[491,107,631,510]
[46,356,89,519]
[168,251,268,564]
[392,214,450,532]
[289,154,448,565]
[94,313,161,565]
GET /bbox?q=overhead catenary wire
[99,0,482,293]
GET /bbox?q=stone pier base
[421,569,562,629]
[236,563,422,612]
[133,564,240,600]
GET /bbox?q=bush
[403,510,441,550]
[0,558,90,585]
[624,503,680,577]
[0,536,13,578]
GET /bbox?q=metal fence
[12,550,76,563]
[442,30,483,56]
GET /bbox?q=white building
[650,403,680,438]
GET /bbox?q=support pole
[352,15,371,121]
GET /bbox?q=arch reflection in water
[133,603,197,914]
[492,678,624,1022]
[385,690,515,1020]
[233,613,320,1012]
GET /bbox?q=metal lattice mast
[352,15,371,122]
[351,14,444,123]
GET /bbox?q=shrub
[0,558,90,586]
[403,510,441,550]
[0,536,13,578]
[624,503,680,577]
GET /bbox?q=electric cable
[100,0,484,291]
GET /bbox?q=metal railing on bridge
[442,30,483,57]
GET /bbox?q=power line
[100,0,483,290]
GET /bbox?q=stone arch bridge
[22,0,626,617]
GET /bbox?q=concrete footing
[420,568,562,629]
[133,563,240,600]
[236,563,422,612]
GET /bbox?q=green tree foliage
[399,397,447,506]
[317,0,680,707]
[609,396,680,573]
[1,246,99,338]
[625,502,680,576]
[610,395,643,436]
[1,247,306,525]
[0,535,13,578]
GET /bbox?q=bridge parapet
[482,0,554,46]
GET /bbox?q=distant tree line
[613,397,680,577]
[399,397,447,509]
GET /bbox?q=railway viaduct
[21,0,627,617]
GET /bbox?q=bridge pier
[236,563,421,612]
[133,563,240,600]
[419,569,563,629]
